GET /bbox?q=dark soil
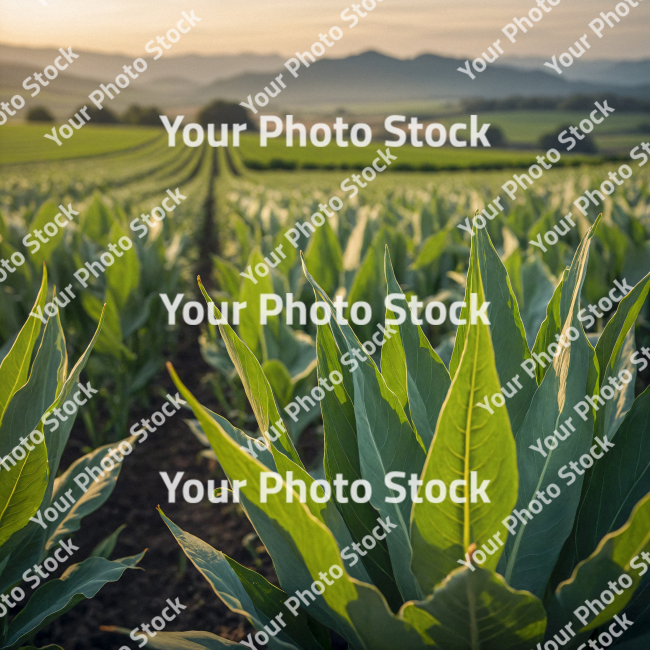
[35,332,275,649]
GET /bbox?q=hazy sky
[0,0,648,60]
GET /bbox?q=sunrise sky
[0,0,648,60]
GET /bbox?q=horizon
[2,42,650,65]
[0,0,648,61]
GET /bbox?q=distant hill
[0,44,284,85]
[497,56,650,87]
[200,51,636,106]
[1,45,648,119]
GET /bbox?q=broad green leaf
[449,226,536,434]
[499,218,600,597]
[303,257,425,602]
[382,248,450,449]
[213,255,241,299]
[46,437,137,551]
[595,274,650,377]
[264,322,317,379]
[262,360,293,408]
[4,553,144,648]
[565,386,650,566]
[345,234,386,342]
[205,407,276,471]
[318,324,402,610]
[166,365,432,650]
[0,310,65,453]
[239,248,274,360]
[105,221,140,311]
[0,309,67,547]
[520,255,556,348]
[81,195,113,244]
[29,202,68,266]
[0,309,106,593]
[0,266,47,425]
[411,263,518,593]
[402,567,546,649]
[593,271,650,440]
[548,492,650,638]
[530,270,566,384]
[199,279,302,468]
[81,292,134,360]
[161,512,323,650]
[43,305,105,499]
[304,219,343,297]
[101,628,240,649]
[413,230,448,269]
[194,385,371,587]
[0,431,48,548]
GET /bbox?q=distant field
[447,111,649,149]
[0,124,163,165]
[237,133,596,171]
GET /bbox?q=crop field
[2,121,650,650]
[236,132,600,171]
[0,124,163,165]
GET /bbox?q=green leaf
[381,247,450,449]
[0,308,106,594]
[449,226,537,435]
[166,365,432,650]
[0,433,48,548]
[101,628,241,649]
[345,236,386,342]
[91,524,126,559]
[45,437,137,551]
[317,324,402,610]
[262,360,293,408]
[29,202,67,267]
[213,255,241,299]
[402,567,546,649]
[4,553,144,648]
[411,261,518,594]
[81,292,134,360]
[0,266,47,426]
[499,218,601,597]
[43,304,105,498]
[304,219,343,297]
[81,195,113,245]
[520,255,556,348]
[198,279,303,468]
[530,270,566,385]
[593,271,650,440]
[161,512,324,650]
[565,386,650,566]
[548,492,650,636]
[303,256,425,602]
[0,307,68,547]
[239,248,274,361]
[105,221,140,311]
[413,230,448,269]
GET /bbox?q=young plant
[145,219,650,649]
[0,267,143,650]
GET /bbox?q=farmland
[2,118,650,649]
[0,124,162,165]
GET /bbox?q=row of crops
[1,132,650,649]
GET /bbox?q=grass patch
[0,124,162,165]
